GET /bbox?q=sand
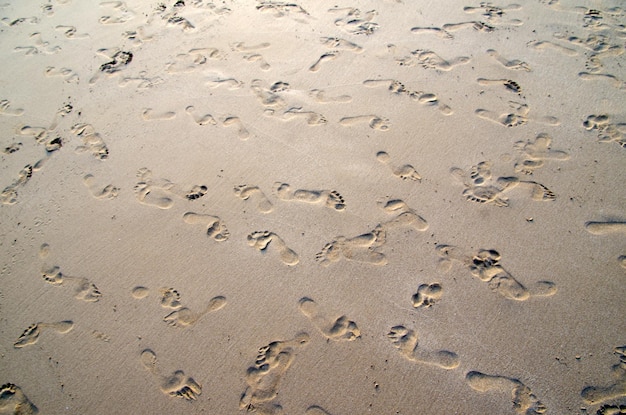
[0,0,625,414]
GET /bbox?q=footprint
[256,2,310,18]
[309,89,352,104]
[377,198,429,232]
[230,41,271,52]
[140,349,201,400]
[185,106,216,126]
[298,297,360,341]
[387,325,459,369]
[247,231,299,266]
[273,182,345,211]
[163,296,226,328]
[579,72,626,90]
[159,287,182,309]
[581,346,626,405]
[316,227,387,267]
[397,49,470,71]
[251,79,287,110]
[527,40,578,56]
[376,151,421,182]
[0,383,38,414]
[83,174,119,200]
[183,212,230,241]
[55,24,89,39]
[131,286,150,299]
[339,115,390,131]
[436,245,557,301]
[243,53,271,71]
[309,51,340,72]
[44,66,79,83]
[89,49,133,83]
[477,78,522,94]
[71,123,109,160]
[410,26,454,39]
[240,333,310,411]
[135,168,207,208]
[412,283,443,308]
[223,116,250,140]
[99,1,136,25]
[513,133,570,174]
[475,101,559,127]
[14,320,74,348]
[463,3,523,26]
[486,49,531,71]
[41,265,102,302]
[330,7,379,35]
[0,99,24,116]
[466,371,546,414]
[0,164,38,205]
[14,32,61,55]
[595,404,626,414]
[306,406,334,415]
[204,77,244,89]
[165,48,221,73]
[583,114,626,148]
[141,108,176,121]
[234,184,274,213]
[320,37,363,53]
[363,79,408,94]
[282,107,327,126]
[585,222,626,267]
[442,21,495,33]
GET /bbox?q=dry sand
[0,0,625,414]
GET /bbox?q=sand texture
[1,0,625,414]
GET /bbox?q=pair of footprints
[316,198,429,267]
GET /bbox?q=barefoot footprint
[163,296,227,328]
[247,231,299,266]
[412,283,443,308]
[377,198,429,232]
[240,332,310,411]
[298,297,360,341]
[183,212,230,241]
[140,349,201,400]
[0,383,38,414]
[387,325,459,369]
[316,227,387,267]
[273,182,346,211]
[339,115,390,131]
[83,174,119,200]
[581,345,626,405]
[234,184,274,213]
[466,371,547,414]
[14,320,74,348]
[376,151,421,182]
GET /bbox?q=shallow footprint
[299,297,360,341]
[581,345,626,405]
[183,212,230,241]
[387,325,459,369]
[140,349,201,400]
[234,184,274,213]
[0,383,38,414]
[163,296,227,328]
[378,198,429,232]
[83,174,119,200]
[14,320,74,348]
[376,151,421,181]
[339,115,390,131]
[247,231,299,266]
[466,371,547,414]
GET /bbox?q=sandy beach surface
[1,0,625,414]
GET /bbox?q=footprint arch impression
[387,325,459,370]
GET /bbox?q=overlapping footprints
[581,346,626,406]
[247,231,299,266]
[159,287,227,328]
[140,349,201,400]
[466,371,546,415]
[475,101,559,127]
[298,298,360,341]
[513,133,569,174]
[437,245,557,301]
[0,383,39,414]
[363,79,452,115]
[134,168,208,209]
[234,184,274,213]
[376,151,421,182]
[451,161,556,206]
[316,226,387,267]
[412,283,443,308]
[583,114,626,148]
[240,333,310,412]
[39,243,102,302]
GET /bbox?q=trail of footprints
[3,1,624,413]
